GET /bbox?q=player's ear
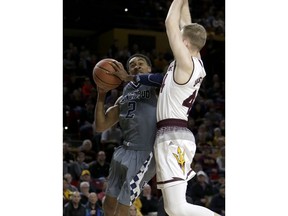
[147,66,152,73]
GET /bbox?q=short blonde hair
[182,23,207,50]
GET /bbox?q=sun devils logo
[173,147,185,174]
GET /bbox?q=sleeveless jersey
[118,82,158,151]
[157,57,206,121]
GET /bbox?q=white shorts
[154,126,196,189]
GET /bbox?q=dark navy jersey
[118,81,158,151]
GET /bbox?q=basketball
[93,58,122,91]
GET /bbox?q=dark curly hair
[126,53,152,70]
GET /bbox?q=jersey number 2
[126,101,136,118]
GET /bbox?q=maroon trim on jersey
[157,177,184,185]
[172,58,194,85]
[157,119,188,129]
[198,58,204,67]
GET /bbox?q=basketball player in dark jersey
[94,54,161,216]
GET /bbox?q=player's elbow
[165,17,172,27]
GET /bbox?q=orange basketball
[92,58,122,91]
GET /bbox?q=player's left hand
[109,61,129,81]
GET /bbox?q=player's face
[128,57,151,75]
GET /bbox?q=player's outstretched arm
[110,60,163,87]
[180,0,191,28]
[165,0,193,83]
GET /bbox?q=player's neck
[190,51,201,59]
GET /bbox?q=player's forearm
[165,0,183,28]
[180,0,191,28]
[138,73,164,87]
[94,93,107,132]
[117,73,163,87]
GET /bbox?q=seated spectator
[64,173,78,192]
[97,180,107,205]
[140,183,159,216]
[219,119,225,136]
[80,139,97,163]
[82,77,94,99]
[69,151,89,182]
[130,201,143,216]
[63,161,69,176]
[209,185,225,215]
[64,191,86,216]
[63,141,75,164]
[212,127,222,146]
[79,181,90,205]
[187,163,205,187]
[188,171,215,208]
[63,178,73,206]
[79,170,99,193]
[69,139,96,163]
[85,192,104,216]
[216,146,225,173]
[88,151,110,180]
[213,173,225,193]
[197,143,219,180]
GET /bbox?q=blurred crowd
[64,0,224,39]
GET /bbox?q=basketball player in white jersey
[154,0,221,215]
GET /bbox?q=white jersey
[156,57,206,122]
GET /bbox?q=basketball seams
[93,58,122,91]
[95,66,122,82]
[94,70,120,87]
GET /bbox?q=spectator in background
[204,107,223,128]
[187,163,204,187]
[79,170,99,193]
[129,203,143,216]
[219,119,225,136]
[64,173,79,192]
[89,151,110,180]
[79,139,96,163]
[188,171,215,208]
[153,52,168,73]
[189,102,207,124]
[139,183,159,216]
[63,178,73,206]
[197,143,219,179]
[79,181,91,205]
[63,141,75,163]
[85,192,104,216]
[216,146,225,174]
[82,77,94,100]
[209,185,225,216]
[64,191,86,216]
[69,151,89,182]
[97,180,108,205]
[212,127,222,146]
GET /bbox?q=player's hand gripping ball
[93,58,122,91]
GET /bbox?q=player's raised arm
[165,0,194,83]
[180,0,191,28]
